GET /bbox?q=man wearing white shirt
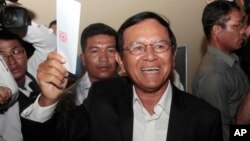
[21,12,222,141]
[55,23,118,112]
[0,22,56,141]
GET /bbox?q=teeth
[141,67,159,71]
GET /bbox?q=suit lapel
[167,86,188,141]
[118,80,134,141]
[117,80,189,141]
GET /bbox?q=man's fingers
[38,68,66,89]
[47,52,66,64]
[0,87,12,105]
[38,53,68,78]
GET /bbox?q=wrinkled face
[81,34,117,83]
[218,9,246,53]
[0,39,27,85]
[119,19,175,93]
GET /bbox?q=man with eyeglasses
[0,22,56,141]
[192,1,250,141]
[21,11,222,141]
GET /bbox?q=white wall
[18,0,208,92]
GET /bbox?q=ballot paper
[56,0,81,74]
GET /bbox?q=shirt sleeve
[23,22,56,80]
[21,95,57,123]
[193,72,231,124]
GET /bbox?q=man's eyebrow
[88,46,99,48]
[107,45,116,48]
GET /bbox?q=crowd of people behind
[0,0,250,141]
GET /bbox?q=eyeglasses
[122,40,173,55]
[225,22,245,30]
[0,48,25,63]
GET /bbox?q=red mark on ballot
[59,31,68,43]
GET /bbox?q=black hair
[117,11,177,55]
[202,1,240,40]
[0,29,35,58]
[80,23,117,52]
[49,20,57,28]
[0,29,24,47]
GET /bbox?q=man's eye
[89,49,99,53]
[108,48,116,53]
[154,44,165,49]
[13,50,21,54]
[131,45,143,51]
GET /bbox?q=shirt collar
[79,72,92,90]
[133,80,172,115]
[207,46,239,67]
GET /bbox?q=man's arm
[235,91,250,124]
[21,52,68,122]
[21,103,90,141]
[24,22,56,80]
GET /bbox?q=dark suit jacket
[22,77,223,141]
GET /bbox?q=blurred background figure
[235,0,250,125]
[49,20,57,35]
[235,14,250,82]
[192,1,249,141]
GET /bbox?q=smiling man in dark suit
[21,11,223,141]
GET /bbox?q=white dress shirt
[25,22,56,81]
[133,81,172,141]
[21,73,92,122]
[0,102,21,141]
[74,72,92,105]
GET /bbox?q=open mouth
[98,66,110,71]
[141,67,160,74]
[10,67,20,74]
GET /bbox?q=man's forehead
[87,34,115,41]
[86,35,116,48]
[87,43,116,49]
[0,39,22,51]
[226,10,243,22]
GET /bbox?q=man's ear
[80,53,85,66]
[115,53,126,74]
[212,24,223,37]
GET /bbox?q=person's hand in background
[0,86,11,105]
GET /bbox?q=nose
[143,45,158,61]
[240,26,247,35]
[5,55,17,65]
[99,50,109,62]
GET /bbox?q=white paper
[56,0,81,74]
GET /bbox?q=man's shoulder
[92,76,131,90]
[198,50,234,74]
[87,76,132,100]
